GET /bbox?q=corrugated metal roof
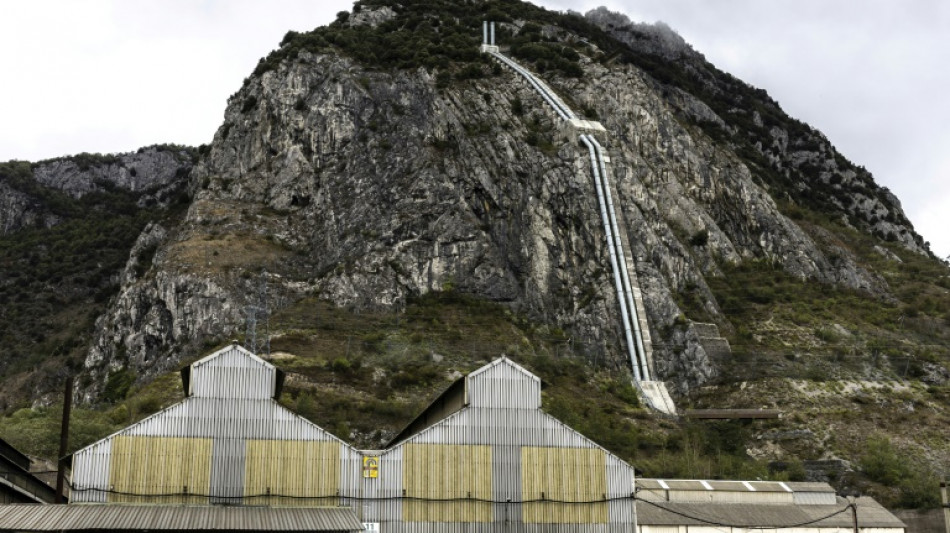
[0,504,364,531]
[784,481,837,492]
[638,479,836,494]
[636,496,906,529]
[0,436,32,470]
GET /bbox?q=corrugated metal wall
[72,351,639,532]
[521,447,607,523]
[244,440,341,507]
[361,358,638,533]
[71,345,361,505]
[402,444,493,522]
[108,436,212,503]
[465,358,541,410]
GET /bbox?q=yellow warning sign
[362,456,379,479]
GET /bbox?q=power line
[65,482,859,530]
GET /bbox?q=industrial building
[0,437,57,504]
[67,345,637,532]
[0,345,905,533]
[70,345,363,506]
[635,479,906,532]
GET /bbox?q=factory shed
[66,349,906,533]
[70,344,365,506]
[359,356,638,532]
[635,479,906,532]
[0,436,57,504]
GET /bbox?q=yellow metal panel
[521,447,607,523]
[244,440,340,506]
[108,436,212,503]
[402,444,493,523]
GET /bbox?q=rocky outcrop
[586,8,928,256]
[82,268,242,402]
[0,179,59,235]
[0,147,195,238]
[33,146,195,206]
[78,5,933,400]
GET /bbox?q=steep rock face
[33,146,194,205]
[0,180,59,235]
[549,56,889,391]
[0,147,194,237]
[81,269,241,401]
[79,10,925,399]
[585,7,926,255]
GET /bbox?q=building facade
[635,478,906,532]
[71,346,636,533]
[68,345,905,533]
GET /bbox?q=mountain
[0,146,194,408]
[0,0,947,510]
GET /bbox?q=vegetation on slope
[0,159,189,410]
[0,290,795,488]
[0,0,946,512]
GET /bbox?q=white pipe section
[490,21,495,46]
[590,136,651,381]
[489,52,575,120]
[490,53,564,118]
[480,48,662,406]
[483,21,488,45]
[581,134,642,383]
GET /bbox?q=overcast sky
[1,1,947,259]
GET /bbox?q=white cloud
[0,0,350,161]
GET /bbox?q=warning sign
[362,456,379,478]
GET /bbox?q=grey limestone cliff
[79,9,928,400]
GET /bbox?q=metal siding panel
[107,436,212,503]
[467,359,541,410]
[493,444,522,523]
[521,447,608,524]
[606,455,635,525]
[402,443,493,523]
[370,446,404,529]
[210,437,245,503]
[340,446,363,516]
[71,438,111,502]
[243,440,340,506]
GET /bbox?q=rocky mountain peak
[2,1,946,505]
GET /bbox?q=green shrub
[102,368,135,403]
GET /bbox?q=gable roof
[181,344,285,399]
[387,357,542,446]
[72,345,355,461]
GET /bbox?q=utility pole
[55,376,73,503]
